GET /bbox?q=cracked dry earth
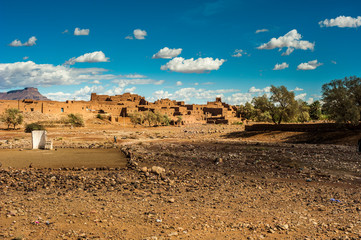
[1,128,361,239]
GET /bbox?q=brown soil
[0,123,361,239]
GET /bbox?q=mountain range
[0,87,50,101]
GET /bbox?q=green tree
[144,111,156,126]
[252,95,273,122]
[0,108,24,129]
[130,112,170,127]
[322,76,361,124]
[129,112,144,126]
[297,100,310,123]
[157,114,170,126]
[238,102,257,121]
[309,100,322,120]
[251,86,299,124]
[270,85,298,124]
[176,116,183,125]
[67,113,84,127]
[154,112,164,126]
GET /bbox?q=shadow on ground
[222,130,361,145]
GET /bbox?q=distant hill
[0,87,50,101]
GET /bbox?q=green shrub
[24,123,46,133]
[96,113,104,120]
[129,112,145,126]
[130,112,172,127]
[67,113,84,127]
[155,112,170,126]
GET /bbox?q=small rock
[8,210,17,216]
[214,158,223,164]
[144,237,158,240]
[11,237,23,240]
[168,198,175,203]
[277,224,289,230]
[168,232,178,237]
[151,166,165,175]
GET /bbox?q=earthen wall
[0,93,239,125]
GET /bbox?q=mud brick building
[0,93,239,125]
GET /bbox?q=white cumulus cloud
[150,88,239,103]
[124,74,147,78]
[150,85,282,105]
[104,87,126,96]
[65,51,110,65]
[0,61,160,93]
[113,79,164,88]
[44,92,72,102]
[74,28,89,36]
[134,29,147,39]
[161,57,225,73]
[0,61,108,89]
[232,49,245,57]
[176,81,183,86]
[124,86,136,93]
[226,93,253,105]
[9,36,37,47]
[153,90,172,100]
[273,62,289,70]
[293,87,304,91]
[152,47,183,59]
[295,93,307,100]
[297,60,323,70]
[126,29,147,40]
[173,88,238,102]
[255,29,269,34]
[319,16,361,28]
[257,29,314,56]
[46,85,104,101]
[306,97,314,105]
[248,86,271,93]
[74,85,104,98]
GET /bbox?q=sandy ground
[0,148,126,169]
[0,121,361,239]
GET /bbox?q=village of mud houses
[1,0,361,239]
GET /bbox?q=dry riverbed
[0,124,361,239]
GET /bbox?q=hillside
[0,87,50,101]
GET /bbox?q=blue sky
[0,0,360,104]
